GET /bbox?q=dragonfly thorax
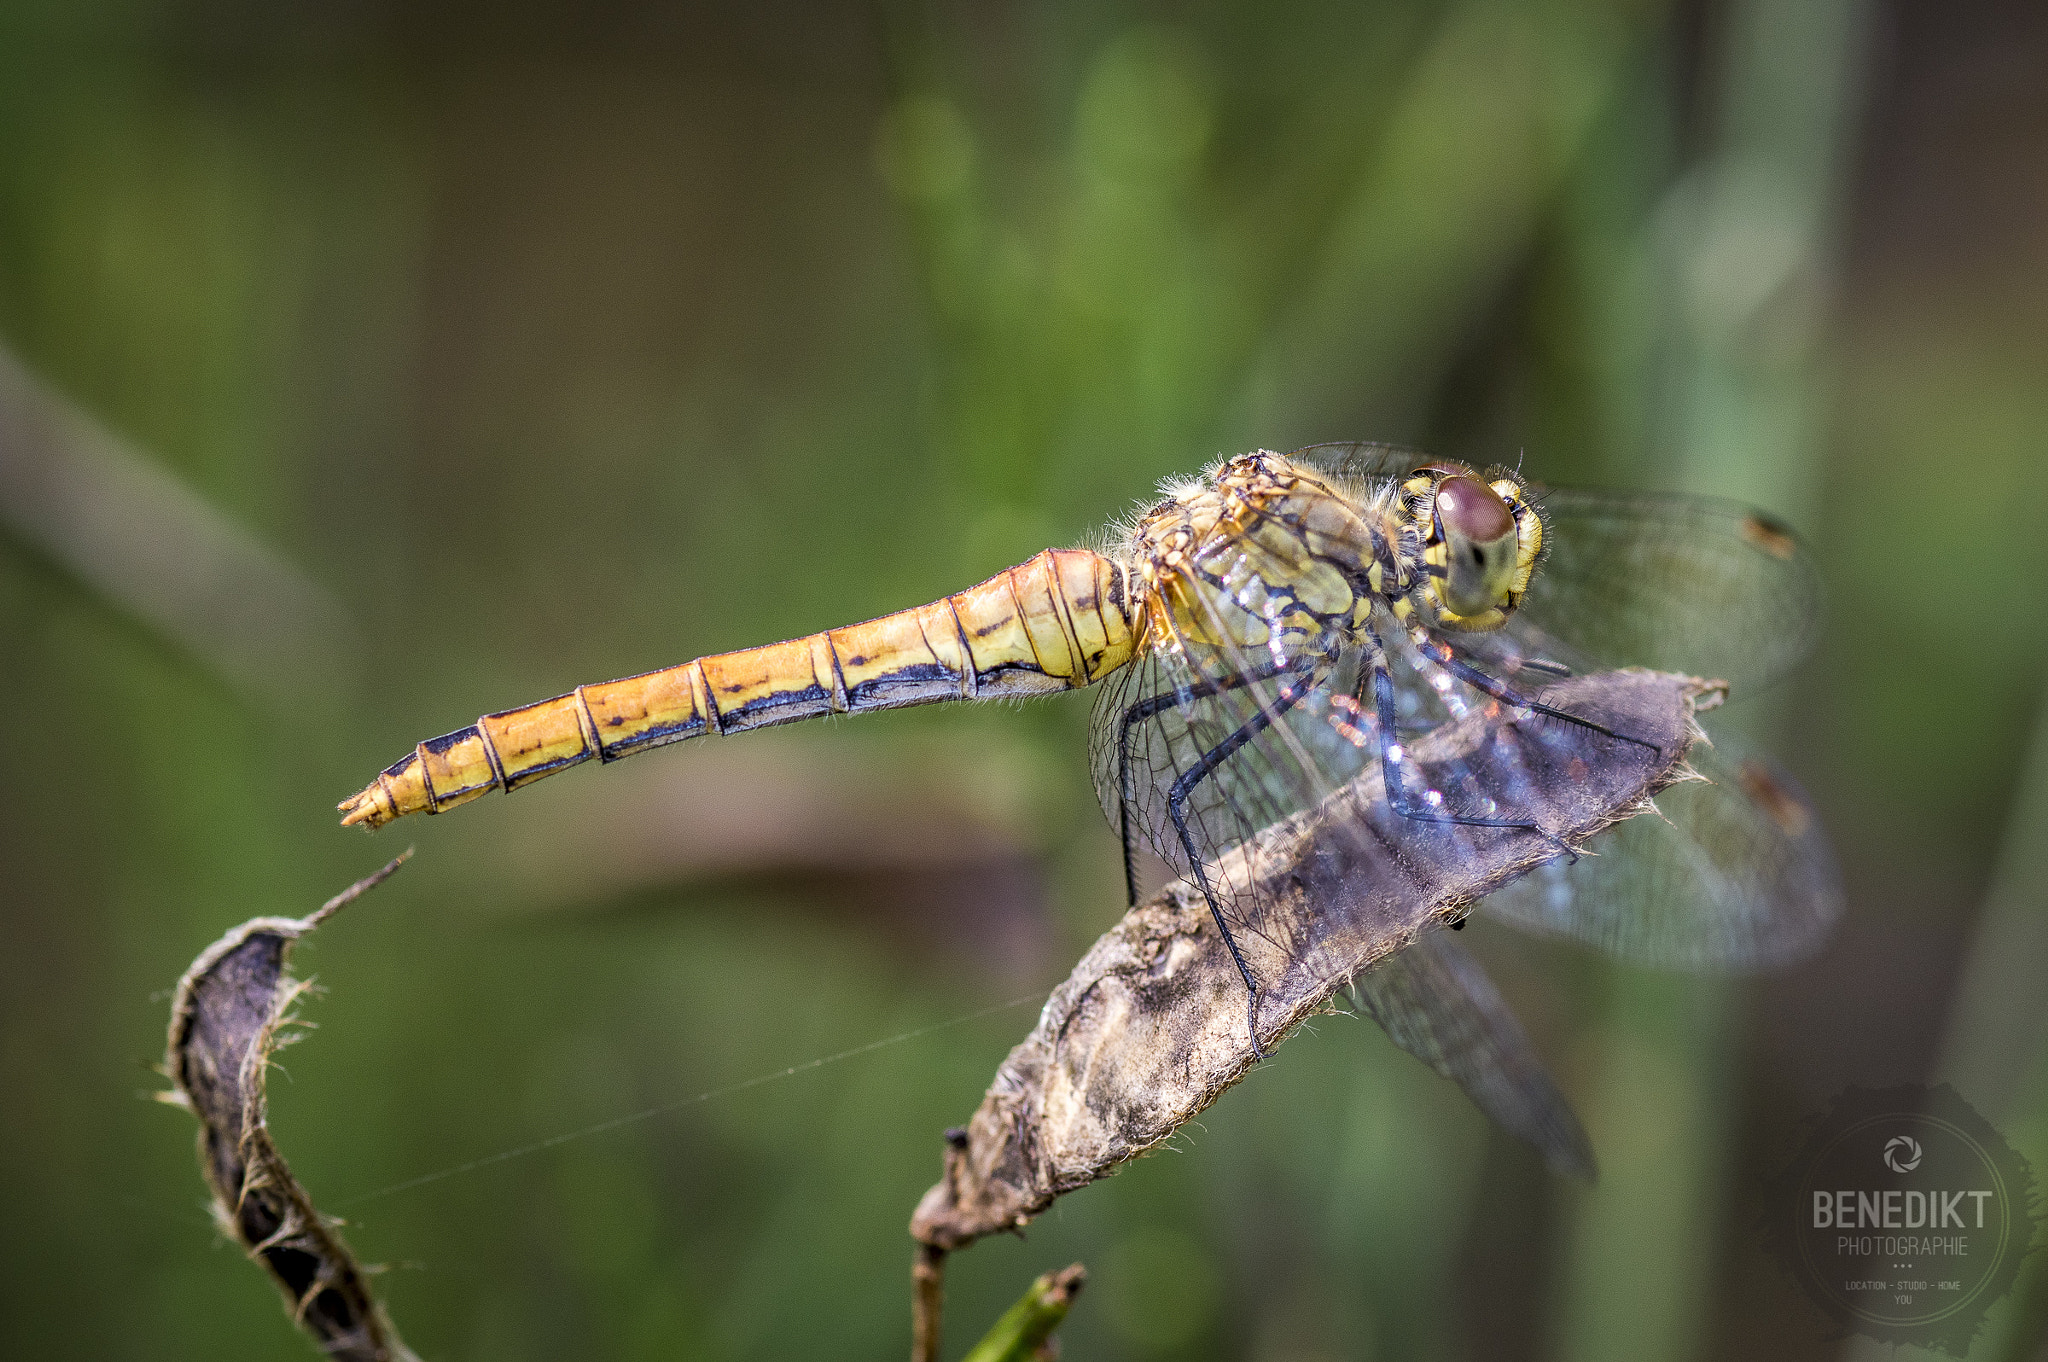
[1119,453,1386,654]
[1115,451,1542,652]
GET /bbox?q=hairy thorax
[1117,453,1401,656]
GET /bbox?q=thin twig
[305,849,413,929]
[911,1242,946,1362]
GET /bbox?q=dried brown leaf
[163,855,417,1362]
[912,670,1716,1249]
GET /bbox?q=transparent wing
[1479,733,1841,969]
[1351,930,1594,1178]
[1088,610,1373,951]
[1088,541,1632,958]
[1503,489,1824,697]
[1284,440,1434,485]
[1284,457,1823,698]
[1089,500,1471,956]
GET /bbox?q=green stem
[958,1265,1088,1362]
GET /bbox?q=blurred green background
[3,1,2046,1359]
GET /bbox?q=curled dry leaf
[162,855,417,1362]
[911,669,1717,1250]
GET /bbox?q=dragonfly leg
[1114,659,1293,907]
[1163,663,1320,1059]
[1414,634,1658,754]
[1362,625,1580,852]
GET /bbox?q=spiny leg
[1163,662,1320,1058]
[1115,658,1292,907]
[1363,623,1584,850]
[1409,631,1658,754]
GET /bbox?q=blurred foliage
[2,2,2046,1360]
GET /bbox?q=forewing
[1089,621,1372,943]
[1350,930,1594,1178]
[1284,464,1822,697]
[1479,734,1841,969]
[1509,489,1823,696]
[1089,507,1398,948]
[1285,441,1433,485]
[1089,597,1611,957]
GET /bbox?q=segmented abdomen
[339,548,1136,828]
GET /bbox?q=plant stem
[959,1265,1087,1362]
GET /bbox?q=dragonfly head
[1407,462,1542,632]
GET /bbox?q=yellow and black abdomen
[339,549,1137,828]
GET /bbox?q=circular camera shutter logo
[1764,1084,2037,1355]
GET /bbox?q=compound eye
[1435,475,1514,544]
[1434,475,1519,617]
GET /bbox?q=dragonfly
[341,443,1838,1173]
